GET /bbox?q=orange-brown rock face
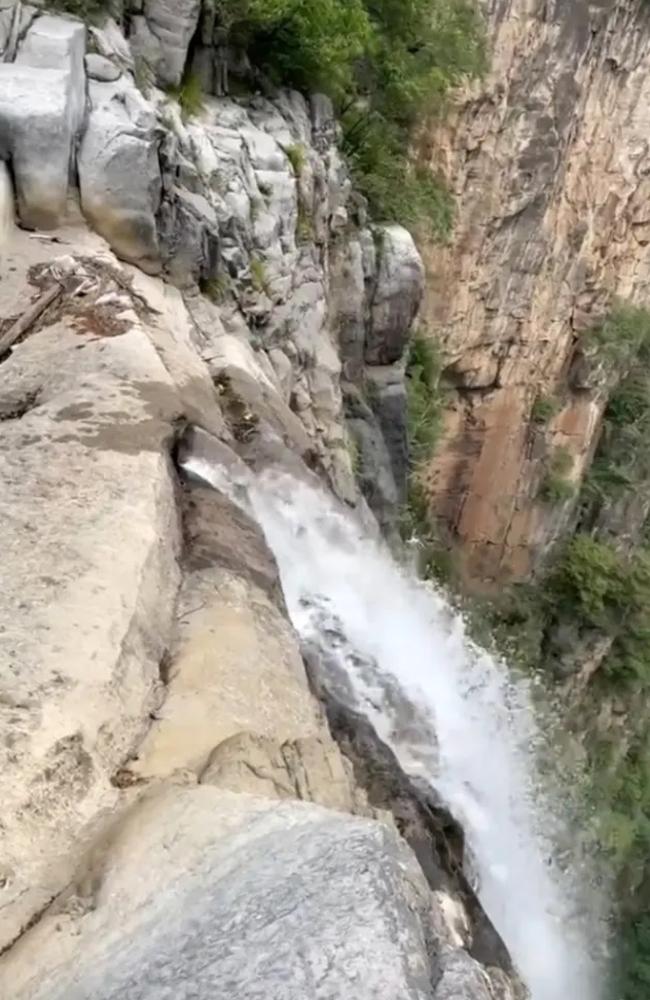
[420,0,650,587]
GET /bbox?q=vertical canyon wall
[421,0,650,586]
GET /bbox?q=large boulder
[140,0,202,87]
[131,479,331,782]
[365,225,425,365]
[0,237,189,951]
[2,787,441,1000]
[15,14,86,132]
[78,79,162,273]
[0,15,85,228]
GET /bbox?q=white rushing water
[185,457,604,1000]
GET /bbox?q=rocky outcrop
[365,224,425,366]
[419,0,650,586]
[1,788,442,1000]
[78,77,163,273]
[0,14,85,227]
[0,2,423,530]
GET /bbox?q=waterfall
[184,456,605,1000]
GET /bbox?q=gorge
[0,0,648,998]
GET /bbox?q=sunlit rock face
[420,0,650,586]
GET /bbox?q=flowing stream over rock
[184,456,604,1000]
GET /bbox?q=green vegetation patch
[213,0,485,238]
[167,72,205,120]
[539,446,574,504]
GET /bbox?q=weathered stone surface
[345,384,400,534]
[78,80,162,272]
[420,0,650,584]
[1,787,441,1000]
[85,52,121,81]
[131,475,324,781]
[142,0,201,87]
[0,15,85,228]
[366,225,424,366]
[200,730,361,814]
[181,478,283,603]
[331,237,367,382]
[434,952,498,1000]
[0,235,184,950]
[16,14,86,131]
[366,364,410,506]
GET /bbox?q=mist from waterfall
[184,456,605,1000]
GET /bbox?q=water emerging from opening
[185,457,605,1000]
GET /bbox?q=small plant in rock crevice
[167,72,205,121]
[285,143,307,176]
[400,330,448,573]
[250,256,271,295]
[539,446,575,504]
[531,394,559,424]
[200,272,231,305]
[296,200,314,243]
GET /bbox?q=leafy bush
[539,446,575,504]
[531,394,558,424]
[200,272,231,304]
[213,0,485,235]
[582,364,650,509]
[589,302,650,367]
[406,330,444,463]
[400,330,449,573]
[250,256,270,294]
[618,915,650,1000]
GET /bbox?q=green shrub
[250,256,270,295]
[213,0,485,235]
[200,273,231,304]
[549,535,628,626]
[539,446,575,504]
[406,330,444,463]
[531,394,558,424]
[285,143,307,176]
[342,112,454,236]
[168,72,205,120]
[400,331,447,568]
[581,366,650,510]
[618,914,650,1000]
[589,302,650,367]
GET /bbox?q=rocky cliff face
[0,5,520,998]
[420,0,650,587]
